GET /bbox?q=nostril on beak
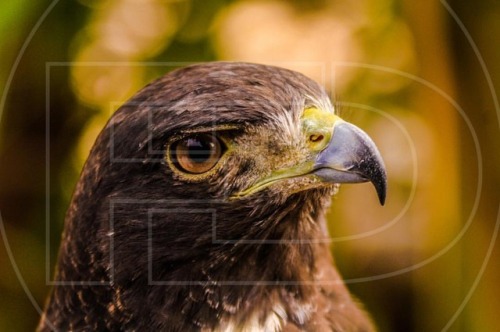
[309,134,324,143]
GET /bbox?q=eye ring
[169,134,224,174]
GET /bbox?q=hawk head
[41,62,386,331]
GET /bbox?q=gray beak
[313,122,387,205]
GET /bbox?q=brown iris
[170,134,223,174]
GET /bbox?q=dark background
[1,0,499,331]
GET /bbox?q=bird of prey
[39,62,386,331]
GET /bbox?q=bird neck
[151,190,339,330]
[41,189,343,331]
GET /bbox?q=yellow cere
[301,107,343,152]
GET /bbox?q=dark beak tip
[374,172,387,206]
[378,189,386,206]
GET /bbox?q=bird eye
[170,134,223,174]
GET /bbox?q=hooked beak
[233,108,387,205]
[312,121,387,205]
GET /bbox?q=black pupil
[185,137,213,163]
